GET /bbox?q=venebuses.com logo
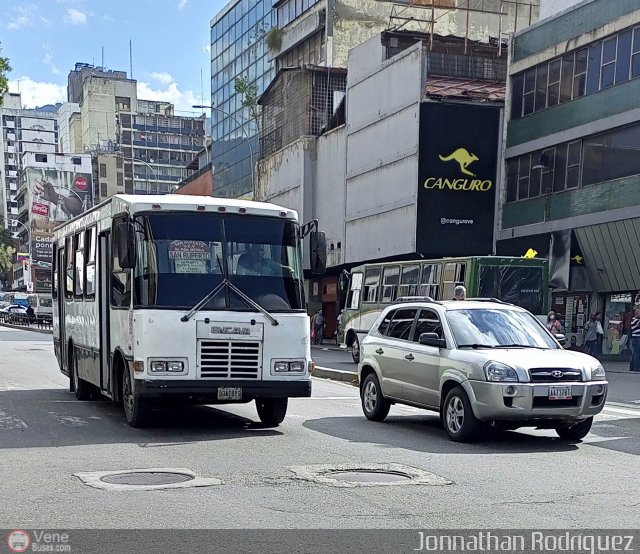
[7,530,30,553]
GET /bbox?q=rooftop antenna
[129,39,133,78]
[101,46,104,69]
[200,67,204,107]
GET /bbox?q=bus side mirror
[309,231,326,275]
[116,221,136,269]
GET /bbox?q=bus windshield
[133,212,305,311]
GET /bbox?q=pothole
[289,463,452,488]
[74,468,222,491]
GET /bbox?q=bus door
[57,241,68,370]
[98,232,111,393]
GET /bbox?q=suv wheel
[555,417,593,441]
[361,373,390,421]
[443,386,482,442]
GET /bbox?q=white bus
[52,194,326,427]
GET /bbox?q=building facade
[210,0,275,198]
[1,93,59,230]
[497,0,640,359]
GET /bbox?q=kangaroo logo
[439,148,479,177]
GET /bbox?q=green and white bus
[342,256,549,362]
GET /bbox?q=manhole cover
[100,471,194,486]
[325,470,412,484]
[74,468,222,491]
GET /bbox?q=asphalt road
[1,326,640,536]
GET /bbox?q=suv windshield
[133,212,305,311]
[446,308,559,349]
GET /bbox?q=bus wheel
[122,367,150,428]
[351,335,360,364]
[70,346,92,401]
[256,398,288,426]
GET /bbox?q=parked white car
[359,299,608,442]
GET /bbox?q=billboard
[27,168,93,265]
[416,103,501,257]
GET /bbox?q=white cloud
[150,72,174,85]
[177,0,188,10]
[137,80,201,116]
[42,46,61,76]
[8,77,67,108]
[203,44,211,54]
[6,5,36,29]
[65,8,87,25]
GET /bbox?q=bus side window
[399,265,420,297]
[52,245,58,299]
[74,232,85,298]
[85,227,97,299]
[65,236,74,298]
[420,264,441,299]
[381,266,400,303]
[443,262,466,300]
[346,272,363,310]
[362,268,381,303]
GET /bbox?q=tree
[0,43,11,107]
[0,245,15,273]
[234,76,260,131]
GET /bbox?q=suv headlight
[484,361,519,382]
[589,364,606,381]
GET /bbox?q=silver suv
[358,299,608,442]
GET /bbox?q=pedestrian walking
[631,308,640,372]
[313,309,325,345]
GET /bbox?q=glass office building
[210,0,275,198]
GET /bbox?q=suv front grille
[529,368,582,383]
[198,340,261,379]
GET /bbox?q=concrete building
[256,0,540,328]
[539,0,582,20]
[12,151,93,292]
[1,93,58,229]
[497,0,640,359]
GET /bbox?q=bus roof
[55,194,299,231]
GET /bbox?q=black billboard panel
[416,103,501,257]
[479,265,544,315]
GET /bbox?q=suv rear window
[387,308,417,340]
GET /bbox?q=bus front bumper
[133,378,312,403]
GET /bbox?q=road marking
[305,396,358,400]
[0,411,28,430]
[314,366,356,376]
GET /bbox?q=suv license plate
[549,386,572,400]
[217,387,242,401]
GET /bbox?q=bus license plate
[217,387,242,401]
[549,386,572,400]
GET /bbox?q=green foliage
[0,245,15,273]
[234,76,260,130]
[0,43,11,107]
[265,27,283,52]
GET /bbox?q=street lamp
[192,104,255,197]
[8,219,31,257]
[133,157,160,195]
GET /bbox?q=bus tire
[122,366,150,428]
[256,398,288,426]
[351,334,360,364]
[70,344,92,401]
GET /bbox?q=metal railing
[0,312,53,329]
[424,51,507,81]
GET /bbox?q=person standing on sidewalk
[313,309,325,345]
[630,308,640,372]
[584,314,598,356]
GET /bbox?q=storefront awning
[575,218,640,292]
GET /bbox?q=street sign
[26,282,34,293]
[17,252,30,261]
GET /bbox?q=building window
[582,124,640,186]
[518,154,530,200]
[71,156,81,165]
[566,140,582,189]
[101,183,108,198]
[117,173,124,187]
[512,25,640,120]
[35,154,47,163]
[99,163,107,178]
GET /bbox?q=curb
[0,322,53,335]
[311,344,347,353]
[312,365,358,386]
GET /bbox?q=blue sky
[1,0,230,115]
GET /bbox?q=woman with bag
[546,311,562,334]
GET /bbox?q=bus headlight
[149,360,186,373]
[272,360,306,373]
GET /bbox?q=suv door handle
[375,348,384,355]
[405,353,414,361]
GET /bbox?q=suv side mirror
[309,230,326,275]
[115,220,136,269]
[554,333,567,346]
[419,332,446,348]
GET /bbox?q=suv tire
[361,373,390,422]
[351,335,360,364]
[555,417,593,441]
[443,386,483,442]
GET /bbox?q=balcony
[423,51,507,82]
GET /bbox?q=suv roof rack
[464,297,512,305]
[393,296,441,305]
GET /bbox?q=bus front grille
[198,340,261,379]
